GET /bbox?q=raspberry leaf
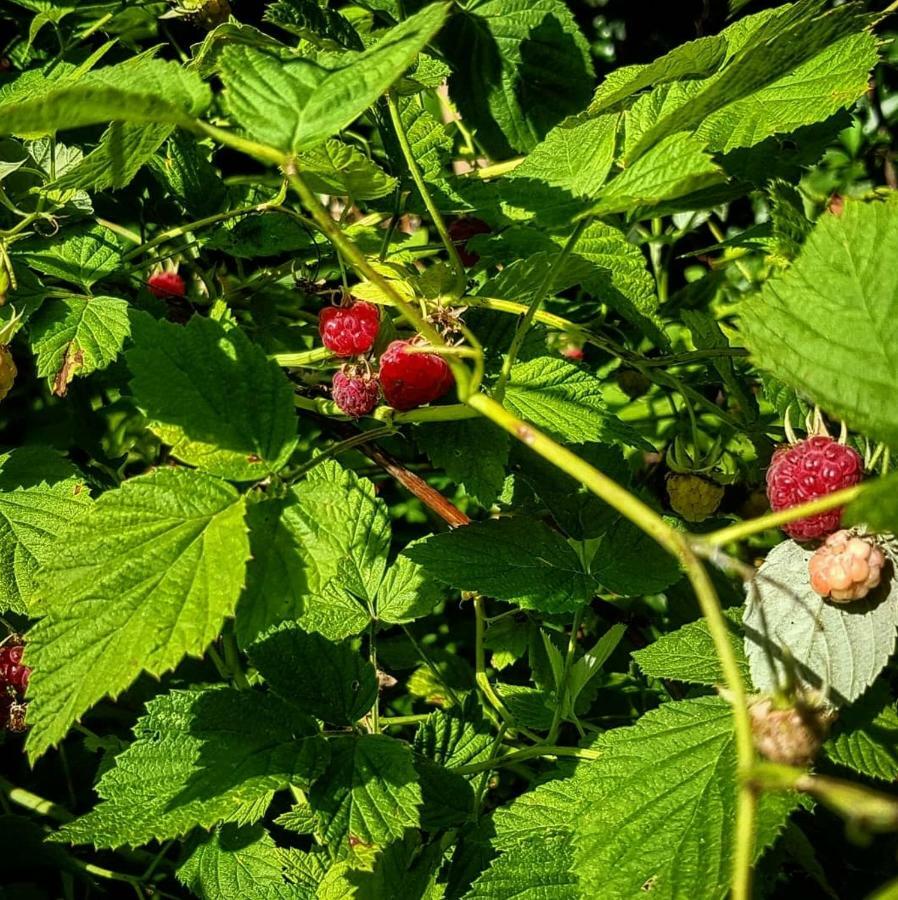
[740,195,898,447]
[632,607,749,687]
[248,623,378,726]
[178,824,298,900]
[845,471,898,533]
[466,834,578,899]
[824,682,898,782]
[376,554,443,625]
[56,688,326,847]
[308,734,421,848]
[299,139,397,201]
[405,516,594,613]
[219,3,450,153]
[25,469,249,759]
[744,540,898,706]
[127,313,297,482]
[0,447,91,615]
[14,223,120,289]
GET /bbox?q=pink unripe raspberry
[319,301,380,357]
[749,695,835,766]
[331,367,379,418]
[808,530,886,602]
[378,339,454,411]
[766,436,863,541]
[147,271,186,299]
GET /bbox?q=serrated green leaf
[0,58,211,135]
[590,516,683,596]
[179,824,303,900]
[286,460,388,635]
[30,296,130,393]
[127,314,297,482]
[264,0,363,51]
[417,418,509,508]
[308,734,421,850]
[376,553,442,625]
[398,94,451,184]
[441,0,594,157]
[25,468,250,759]
[414,696,494,772]
[220,4,450,153]
[633,607,749,686]
[405,516,593,613]
[249,622,377,726]
[0,447,90,615]
[845,471,898,534]
[744,540,898,706]
[740,197,898,447]
[15,223,120,289]
[824,683,898,782]
[415,754,475,830]
[235,498,307,648]
[465,833,577,899]
[299,139,397,200]
[57,688,326,847]
[46,122,172,192]
[205,211,317,258]
[149,131,227,218]
[505,357,647,449]
[573,697,800,899]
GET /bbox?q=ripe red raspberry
[808,530,885,602]
[0,642,30,693]
[331,367,379,418]
[147,271,186,299]
[766,436,862,541]
[319,301,380,357]
[448,217,491,267]
[378,340,453,411]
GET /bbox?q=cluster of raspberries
[0,639,30,733]
[320,300,453,418]
[766,435,886,603]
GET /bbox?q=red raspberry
[331,367,379,418]
[808,530,886,602]
[319,301,380,357]
[0,643,30,693]
[561,345,584,361]
[378,340,453,411]
[448,217,491,267]
[766,436,863,541]
[147,271,186,299]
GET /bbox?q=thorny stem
[386,92,467,298]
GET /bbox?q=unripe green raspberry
[666,473,724,522]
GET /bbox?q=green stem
[494,217,590,401]
[386,92,466,298]
[292,427,396,479]
[547,608,584,744]
[0,777,73,822]
[379,714,430,726]
[698,484,864,547]
[453,743,600,776]
[222,632,250,691]
[369,620,380,734]
[192,119,287,166]
[474,596,524,734]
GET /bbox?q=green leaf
[30,296,130,395]
[824,683,898,782]
[308,734,421,849]
[57,688,326,847]
[740,197,898,447]
[414,697,494,772]
[633,607,749,686]
[0,447,90,615]
[220,3,450,153]
[149,131,228,218]
[572,697,799,899]
[287,461,389,634]
[504,357,647,449]
[127,314,297,482]
[249,623,378,726]
[299,139,397,200]
[376,554,442,625]
[405,516,593,613]
[398,94,451,184]
[587,132,721,216]
[46,122,173,192]
[744,540,898,707]
[0,58,211,135]
[15,223,120,289]
[417,418,509,507]
[465,833,578,899]
[179,824,302,900]
[264,0,363,51]
[205,211,317,259]
[588,35,727,114]
[845,471,898,534]
[441,0,594,157]
[25,468,249,760]
[235,498,307,648]
[590,516,682,596]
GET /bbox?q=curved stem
[453,743,600,777]
[386,92,466,298]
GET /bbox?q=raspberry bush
[1,1,898,898]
